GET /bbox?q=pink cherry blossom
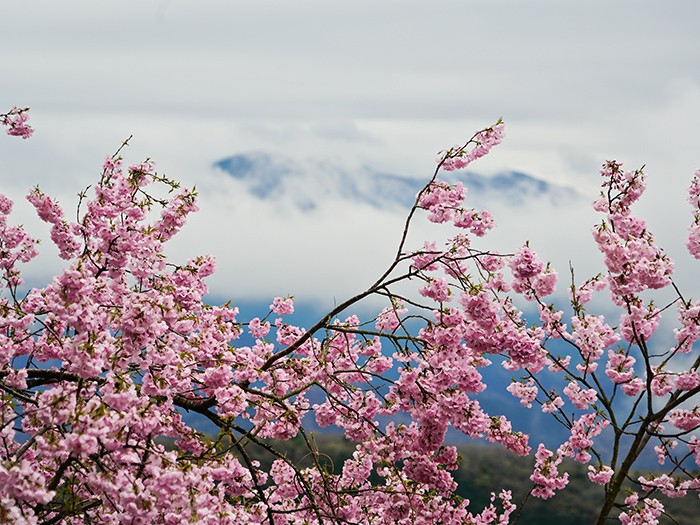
[506,378,538,408]
[1,106,33,139]
[437,120,505,172]
[530,444,569,499]
[375,302,408,331]
[563,381,598,410]
[270,295,295,315]
[668,408,700,431]
[687,169,700,259]
[587,464,614,485]
[618,495,664,525]
[605,349,636,384]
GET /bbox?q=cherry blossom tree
[1,112,700,524]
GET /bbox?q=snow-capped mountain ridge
[213,152,582,211]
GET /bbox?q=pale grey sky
[1,1,699,303]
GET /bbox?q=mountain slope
[212,152,582,211]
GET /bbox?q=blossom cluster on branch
[1,107,33,139]
[1,117,700,524]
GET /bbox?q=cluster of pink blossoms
[1,106,33,139]
[437,120,505,171]
[592,161,673,302]
[618,493,664,525]
[687,169,700,259]
[529,444,569,499]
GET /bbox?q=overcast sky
[1,1,699,306]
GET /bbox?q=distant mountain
[212,152,582,211]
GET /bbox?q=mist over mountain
[213,151,583,211]
[203,149,600,303]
